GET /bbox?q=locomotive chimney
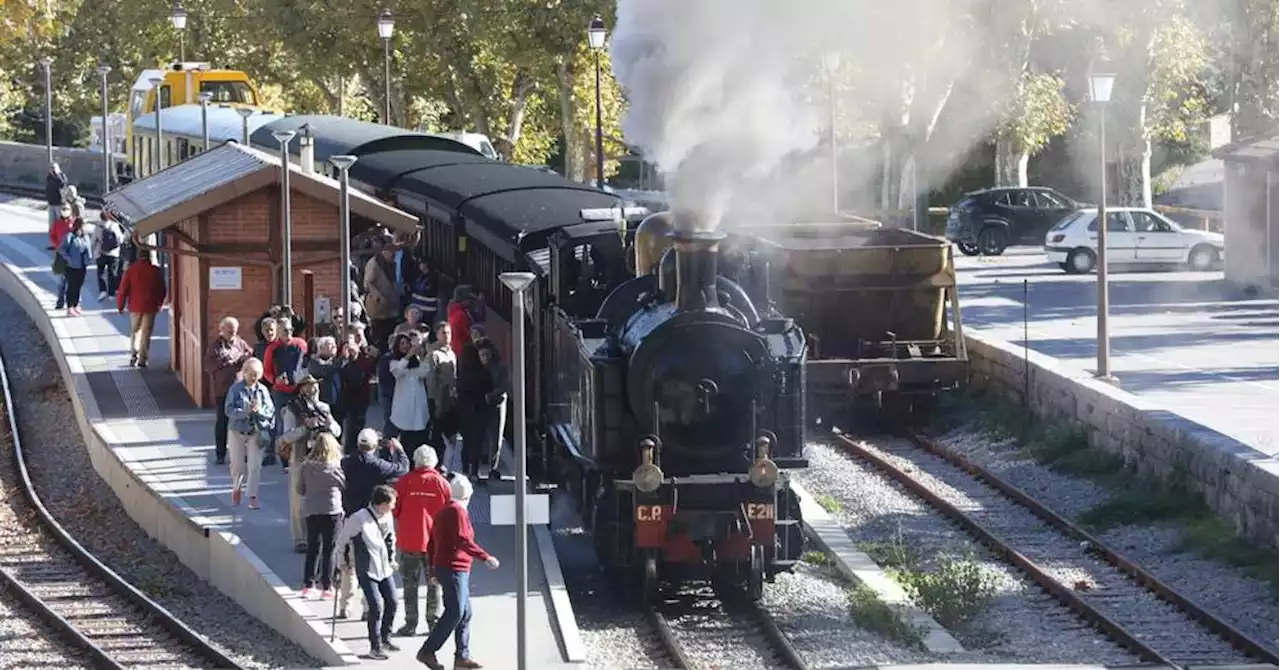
[669,228,725,312]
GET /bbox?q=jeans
[303,514,340,589]
[63,267,87,309]
[379,390,395,436]
[55,273,67,308]
[399,551,440,627]
[419,567,472,660]
[96,255,120,296]
[264,390,289,466]
[359,575,397,650]
[460,405,500,478]
[214,395,229,461]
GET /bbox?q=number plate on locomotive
[635,505,663,522]
[745,503,775,520]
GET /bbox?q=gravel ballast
[930,425,1279,654]
[0,581,95,669]
[0,290,321,669]
[798,438,1141,664]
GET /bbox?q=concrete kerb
[790,480,965,655]
[964,329,1279,549]
[533,524,587,663]
[0,254,358,666]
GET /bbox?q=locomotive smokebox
[670,228,726,312]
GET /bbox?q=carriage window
[199,80,256,105]
[158,85,172,109]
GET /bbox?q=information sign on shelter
[209,267,243,291]
[489,493,550,526]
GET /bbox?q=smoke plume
[610,0,1169,231]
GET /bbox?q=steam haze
[610,0,1173,231]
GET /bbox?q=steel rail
[645,605,694,669]
[901,427,1279,666]
[0,347,249,670]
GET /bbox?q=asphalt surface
[954,246,1278,455]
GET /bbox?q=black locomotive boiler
[554,212,809,600]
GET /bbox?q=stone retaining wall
[963,330,1278,549]
[0,140,114,197]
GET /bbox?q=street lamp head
[198,91,213,105]
[499,272,536,293]
[148,76,164,87]
[170,2,187,31]
[272,129,297,146]
[1088,56,1116,104]
[822,51,841,73]
[236,107,255,119]
[329,155,358,171]
[376,8,395,40]
[39,56,53,68]
[97,63,111,76]
[587,17,607,50]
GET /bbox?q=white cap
[357,428,379,449]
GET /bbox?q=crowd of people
[202,229,513,668]
[46,163,168,370]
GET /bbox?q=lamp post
[149,76,165,173]
[40,57,53,166]
[272,130,297,306]
[171,2,188,62]
[236,107,254,144]
[822,52,841,214]
[98,63,111,196]
[588,17,607,189]
[330,155,358,329]
[1088,59,1116,381]
[376,9,395,125]
[498,271,536,670]
[198,91,212,153]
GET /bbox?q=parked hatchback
[945,186,1079,256]
[1043,207,1224,274]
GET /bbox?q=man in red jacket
[393,445,452,637]
[263,315,309,470]
[445,285,475,360]
[116,252,167,368]
[416,475,497,670]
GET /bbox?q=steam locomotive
[553,212,808,599]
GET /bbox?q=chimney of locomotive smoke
[669,228,725,312]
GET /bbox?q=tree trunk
[994,137,1015,186]
[556,59,585,182]
[496,72,534,159]
[1014,151,1029,187]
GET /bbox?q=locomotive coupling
[749,434,779,489]
[634,437,664,493]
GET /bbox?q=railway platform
[0,197,580,668]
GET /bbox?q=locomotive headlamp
[634,439,663,493]
[749,434,778,488]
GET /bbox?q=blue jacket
[58,231,92,270]
[224,379,276,434]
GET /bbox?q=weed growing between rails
[796,550,926,649]
[927,391,1278,588]
[859,527,998,630]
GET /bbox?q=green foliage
[846,583,926,648]
[996,71,1074,157]
[1145,15,1212,144]
[814,493,842,514]
[800,550,832,567]
[897,554,998,628]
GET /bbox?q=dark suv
[945,187,1079,256]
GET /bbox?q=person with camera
[389,335,431,452]
[338,338,379,455]
[224,358,275,510]
[280,373,342,553]
[338,429,409,621]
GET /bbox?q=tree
[1224,0,1278,140]
[994,71,1074,186]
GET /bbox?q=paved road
[954,246,1279,455]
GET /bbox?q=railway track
[0,348,247,670]
[643,584,810,670]
[831,429,1278,667]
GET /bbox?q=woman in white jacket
[333,484,399,660]
[389,339,431,451]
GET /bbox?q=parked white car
[1043,207,1224,274]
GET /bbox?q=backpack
[100,224,120,252]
